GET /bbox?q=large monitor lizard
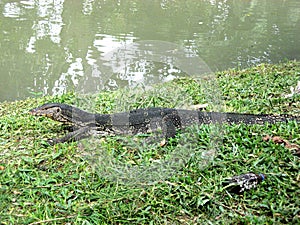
[29,103,300,145]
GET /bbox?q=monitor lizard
[29,103,300,145]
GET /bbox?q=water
[0,0,299,102]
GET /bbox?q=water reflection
[0,0,299,101]
[3,2,23,19]
[25,0,64,53]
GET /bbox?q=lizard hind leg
[160,113,182,146]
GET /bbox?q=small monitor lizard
[29,103,300,145]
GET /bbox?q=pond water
[0,0,300,102]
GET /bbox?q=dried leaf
[263,135,300,156]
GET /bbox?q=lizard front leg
[47,126,92,145]
[48,126,112,145]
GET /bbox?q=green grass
[0,61,300,224]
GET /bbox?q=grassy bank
[0,61,299,224]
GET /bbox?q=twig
[214,201,245,216]
[35,182,71,188]
[28,215,76,225]
[204,193,245,216]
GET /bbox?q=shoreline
[0,60,299,224]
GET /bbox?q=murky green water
[0,0,300,101]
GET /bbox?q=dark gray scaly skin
[223,173,266,194]
[29,103,300,145]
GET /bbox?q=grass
[0,61,300,224]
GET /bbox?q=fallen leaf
[187,103,209,111]
[262,135,271,141]
[272,136,286,144]
[263,135,300,156]
[160,139,167,147]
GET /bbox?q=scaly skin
[29,103,300,145]
[223,173,266,194]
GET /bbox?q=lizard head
[29,103,74,123]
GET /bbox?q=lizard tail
[200,112,300,125]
